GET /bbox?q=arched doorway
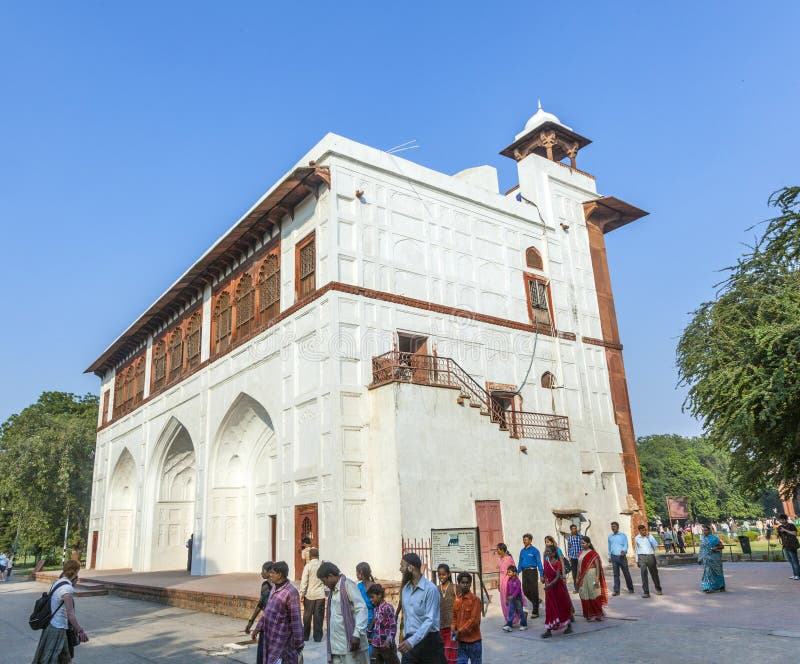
[151,423,196,570]
[207,393,275,574]
[103,448,137,569]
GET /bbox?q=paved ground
[3,562,799,663]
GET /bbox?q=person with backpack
[31,559,89,662]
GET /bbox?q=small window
[214,291,233,355]
[541,371,555,389]
[235,273,255,337]
[296,233,316,300]
[153,341,167,392]
[168,329,184,383]
[186,312,202,369]
[525,247,543,271]
[258,254,280,323]
[526,276,552,327]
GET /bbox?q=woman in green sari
[698,524,725,593]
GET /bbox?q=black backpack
[29,580,69,630]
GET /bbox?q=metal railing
[370,351,570,441]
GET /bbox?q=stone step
[74,581,108,597]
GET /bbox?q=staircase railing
[369,350,570,441]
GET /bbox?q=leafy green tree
[0,392,98,555]
[638,434,762,520]
[677,187,800,498]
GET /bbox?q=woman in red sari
[541,546,573,638]
[576,536,608,621]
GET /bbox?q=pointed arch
[103,447,138,569]
[206,393,275,574]
[147,416,196,571]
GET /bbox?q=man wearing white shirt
[634,524,663,598]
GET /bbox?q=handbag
[66,626,80,658]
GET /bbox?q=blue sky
[1,2,798,435]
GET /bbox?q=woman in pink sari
[496,543,524,623]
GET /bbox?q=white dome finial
[515,100,573,140]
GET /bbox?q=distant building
[86,104,648,579]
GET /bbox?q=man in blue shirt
[518,533,544,618]
[398,553,446,663]
[607,521,634,595]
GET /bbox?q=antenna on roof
[386,139,420,154]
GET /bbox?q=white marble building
[86,104,648,580]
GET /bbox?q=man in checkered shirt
[566,524,582,591]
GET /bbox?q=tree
[677,187,800,498]
[0,392,98,555]
[638,434,762,520]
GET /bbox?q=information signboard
[431,527,480,572]
[666,496,690,520]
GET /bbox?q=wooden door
[410,338,431,384]
[475,500,504,574]
[90,531,99,569]
[294,503,318,579]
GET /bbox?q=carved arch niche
[207,394,276,574]
[103,448,138,569]
[150,420,196,571]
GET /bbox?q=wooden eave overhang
[85,165,330,377]
[500,121,592,162]
[583,196,648,234]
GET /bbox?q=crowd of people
[241,515,800,663]
[21,514,800,663]
[0,550,13,582]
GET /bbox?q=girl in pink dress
[496,543,524,623]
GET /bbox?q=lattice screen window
[123,367,135,413]
[186,312,202,369]
[153,341,167,392]
[134,359,145,404]
[214,291,232,355]
[528,278,552,327]
[113,373,125,419]
[235,273,255,338]
[297,235,316,299]
[258,254,280,323]
[168,330,184,383]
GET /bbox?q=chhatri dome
[516,100,573,140]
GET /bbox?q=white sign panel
[431,528,480,572]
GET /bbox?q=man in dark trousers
[776,514,800,580]
[518,533,543,617]
[607,521,634,595]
